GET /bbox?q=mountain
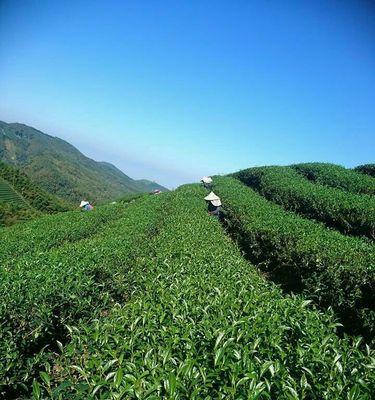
[0,121,167,203]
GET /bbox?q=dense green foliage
[0,177,28,205]
[135,179,167,193]
[28,185,375,399]
[0,120,167,203]
[1,169,375,398]
[116,192,146,204]
[0,203,126,267]
[0,161,70,212]
[355,164,375,178]
[233,166,375,239]
[0,176,36,226]
[0,161,71,226]
[214,176,375,341]
[0,202,39,227]
[0,196,163,396]
[292,162,375,195]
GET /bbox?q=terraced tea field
[0,177,28,206]
[232,166,375,239]
[0,163,374,399]
[0,162,71,227]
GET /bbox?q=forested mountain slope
[0,121,167,203]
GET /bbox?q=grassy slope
[0,121,167,203]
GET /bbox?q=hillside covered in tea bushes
[0,162,374,399]
[0,161,71,226]
[231,165,375,239]
[355,163,375,178]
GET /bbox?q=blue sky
[1,0,374,188]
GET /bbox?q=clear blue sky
[1,0,374,188]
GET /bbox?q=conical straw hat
[211,199,222,207]
[201,176,213,184]
[204,192,220,201]
[80,200,89,207]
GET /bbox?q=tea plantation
[0,162,72,227]
[0,178,28,206]
[0,163,374,399]
[232,166,375,239]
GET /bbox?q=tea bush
[0,195,165,396]
[34,185,375,399]
[0,202,40,227]
[215,176,375,341]
[0,161,70,214]
[0,202,133,266]
[292,163,375,195]
[355,164,375,178]
[0,177,28,205]
[233,166,375,239]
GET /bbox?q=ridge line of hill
[0,120,167,204]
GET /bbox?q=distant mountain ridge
[0,121,167,203]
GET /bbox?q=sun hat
[79,200,89,208]
[201,176,213,184]
[211,199,222,207]
[204,192,221,203]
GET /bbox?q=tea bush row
[292,163,375,195]
[0,203,131,266]
[215,176,375,341]
[0,194,165,396]
[35,185,375,399]
[232,166,375,239]
[355,164,375,178]
[0,161,70,214]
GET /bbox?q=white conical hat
[204,192,220,201]
[79,200,89,207]
[211,199,222,207]
[201,176,213,184]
